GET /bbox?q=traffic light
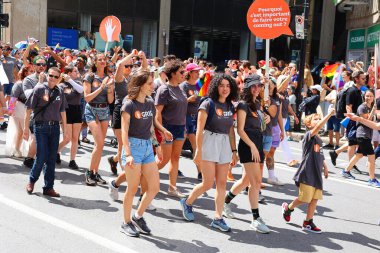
[0,14,9,27]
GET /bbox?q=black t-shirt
[237,101,263,132]
[59,81,82,105]
[179,81,201,116]
[346,86,363,114]
[121,97,156,140]
[356,103,373,139]
[83,74,108,104]
[114,77,130,105]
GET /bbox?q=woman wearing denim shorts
[83,53,115,186]
[119,70,172,237]
[155,59,188,198]
[180,74,238,232]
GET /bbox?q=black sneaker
[94,173,107,184]
[56,153,61,164]
[352,165,362,174]
[0,122,8,130]
[329,151,338,166]
[197,172,202,181]
[68,160,79,170]
[132,215,151,234]
[322,143,334,149]
[107,156,118,175]
[85,170,97,186]
[178,170,185,179]
[120,222,140,237]
[23,157,35,168]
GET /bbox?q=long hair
[365,88,375,108]
[127,70,151,100]
[90,53,109,74]
[207,73,238,104]
[240,87,257,112]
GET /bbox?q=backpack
[335,89,349,119]
[198,97,234,127]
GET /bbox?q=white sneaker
[137,200,157,211]
[267,177,284,186]
[13,150,22,158]
[108,180,119,201]
[167,188,186,198]
[223,203,235,219]
[250,217,270,234]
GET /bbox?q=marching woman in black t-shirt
[83,54,115,186]
[179,74,238,232]
[119,70,172,237]
[57,66,84,169]
[222,74,271,233]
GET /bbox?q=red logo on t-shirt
[216,108,223,117]
[134,111,142,119]
[251,112,258,117]
[314,144,320,153]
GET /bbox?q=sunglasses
[179,70,185,74]
[48,74,60,79]
[4,48,12,51]
[125,64,133,68]
[35,63,46,67]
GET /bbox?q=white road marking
[275,163,380,191]
[0,194,138,253]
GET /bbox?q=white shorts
[202,130,232,164]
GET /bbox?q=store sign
[348,29,366,50]
[47,27,78,49]
[366,23,380,48]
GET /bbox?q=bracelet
[232,149,237,153]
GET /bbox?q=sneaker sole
[302,227,322,234]
[222,212,235,219]
[120,228,140,237]
[132,220,151,235]
[210,223,231,232]
[250,225,270,234]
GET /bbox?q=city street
[0,129,379,253]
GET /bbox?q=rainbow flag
[196,72,211,97]
[322,63,340,78]
[332,64,344,89]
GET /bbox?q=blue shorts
[263,135,273,152]
[285,117,290,132]
[84,103,110,122]
[3,83,14,96]
[121,137,155,165]
[164,123,185,143]
[185,114,197,135]
[327,116,341,132]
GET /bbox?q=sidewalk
[291,130,348,146]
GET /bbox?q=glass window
[48,9,78,29]
[80,0,107,14]
[108,0,135,17]
[193,0,213,28]
[136,0,160,19]
[48,0,79,10]
[171,0,193,25]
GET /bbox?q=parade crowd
[0,39,379,238]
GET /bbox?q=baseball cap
[244,74,261,89]
[310,85,322,93]
[186,63,202,72]
[258,60,266,66]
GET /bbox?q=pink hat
[186,63,202,72]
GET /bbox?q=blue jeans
[29,123,60,190]
[121,137,155,165]
[375,145,380,159]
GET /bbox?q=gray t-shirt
[199,99,234,134]
[237,101,263,131]
[271,98,281,127]
[152,78,165,100]
[155,84,187,125]
[121,97,156,140]
[356,103,373,139]
[59,81,82,105]
[11,81,27,103]
[1,56,16,83]
[114,77,130,105]
[25,83,67,122]
[22,73,39,98]
[180,81,201,116]
[293,131,324,190]
[263,98,276,136]
[83,74,108,104]
[280,92,289,118]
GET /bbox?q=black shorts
[238,129,264,164]
[112,103,122,129]
[109,102,115,116]
[66,104,83,124]
[356,138,374,156]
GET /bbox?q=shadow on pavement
[46,195,119,212]
[143,236,219,253]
